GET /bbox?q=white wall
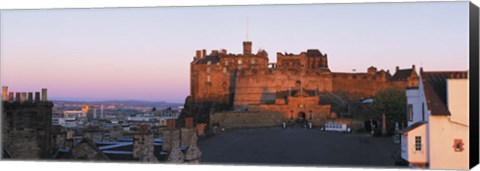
[406,124,427,165]
[428,116,469,169]
[406,89,424,126]
[446,79,469,126]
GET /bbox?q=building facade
[401,70,469,169]
[189,41,419,123]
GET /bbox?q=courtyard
[198,127,402,167]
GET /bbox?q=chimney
[35,92,40,101]
[2,86,7,101]
[2,86,8,101]
[420,67,424,74]
[28,92,33,102]
[185,117,194,128]
[41,88,47,102]
[412,65,416,71]
[167,119,176,129]
[8,92,14,102]
[395,66,399,72]
[195,50,201,59]
[243,41,252,55]
[211,50,218,55]
[15,92,20,102]
[21,92,27,103]
[221,49,227,54]
[202,49,207,58]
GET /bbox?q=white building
[59,110,84,128]
[401,69,469,169]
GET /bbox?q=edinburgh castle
[182,41,419,127]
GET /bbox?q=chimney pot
[167,119,176,130]
[21,92,27,103]
[35,92,40,101]
[202,49,207,57]
[28,92,33,102]
[196,50,201,59]
[2,86,8,101]
[15,92,21,102]
[185,117,194,128]
[8,92,14,102]
[41,88,47,102]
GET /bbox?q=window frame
[415,136,422,151]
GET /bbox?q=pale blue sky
[0,2,470,102]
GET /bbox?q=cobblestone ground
[198,127,403,168]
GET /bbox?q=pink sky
[0,2,469,102]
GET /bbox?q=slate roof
[195,54,220,64]
[306,49,323,57]
[391,69,413,81]
[400,121,426,134]
[421,71,468,116]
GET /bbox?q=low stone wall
[210,111,284,129]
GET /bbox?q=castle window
[223,67,227,73]
[238,59,242,65]
[407,104,413,121]
[251,59,256,64]
[206,76,211,82]
[207,67,211,73]
[207,61,211,65]
[415,136,422,151]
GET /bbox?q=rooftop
[421,70,468,116]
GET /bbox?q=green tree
[372,87,407,135]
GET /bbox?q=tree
[372,87,407,135]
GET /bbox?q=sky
[0,1,470,103]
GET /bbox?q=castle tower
[243,41,252,55]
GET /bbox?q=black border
[469,2,479,169]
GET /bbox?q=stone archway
[298,111,306,123]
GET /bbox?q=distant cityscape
[51,100,184,129]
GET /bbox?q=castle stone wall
[210,111,284,129]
